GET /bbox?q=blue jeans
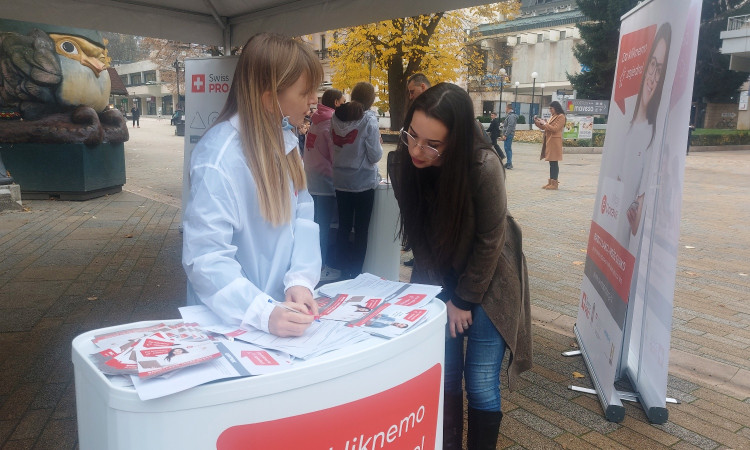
[312,195,336,266]
[504,133,514,166]
[444,305,507,412]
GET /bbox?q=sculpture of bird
[0,21,127,144]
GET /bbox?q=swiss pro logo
[192,74,206,93]
[601,195,618,219]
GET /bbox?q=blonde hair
[215,33,323,226]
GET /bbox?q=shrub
[476,115,491,123]
[517,115,526,124]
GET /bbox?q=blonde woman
[182,33,323,337]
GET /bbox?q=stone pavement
[0,117,749,449]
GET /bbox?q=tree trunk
[387,57,407,131]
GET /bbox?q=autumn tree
[101,32,149,64]
[329,2,520,131]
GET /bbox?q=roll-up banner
[181,57,239,211]
[575,0,701,424]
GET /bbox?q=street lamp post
[173,60,181,111]
[530,72,538,129]
[514,81,519,114]
[498,68,506,114]
[540,83,545,118]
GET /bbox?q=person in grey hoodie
[331,82,383,278]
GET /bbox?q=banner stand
[563,329,680,425]
[565,327,625,423]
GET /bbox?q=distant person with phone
[535,101,566,190]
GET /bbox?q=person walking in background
[407,73,431,101]
[389,83,532,449]
[297,116,310,157]
[535,101,566,190]
[488,111,505,161]
[501,103,517,169]
[304,88,345,282]
[130,105,140,128]
[182,33,323,337]
[331,82,383,279]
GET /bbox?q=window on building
[121,75,129,86]
[131,72,142,85]
[516,36,521,45]
[560,30,566,40]
[537,33,543,43]
[321,34,326,51]
[144,70,157,83]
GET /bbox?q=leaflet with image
[133,333,221,379]
[349,303,430,339]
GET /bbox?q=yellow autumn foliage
[325,2,519,128]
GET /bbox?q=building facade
[468,0,585,121]
[113,60,177,117]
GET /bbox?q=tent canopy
[0,0,495,48]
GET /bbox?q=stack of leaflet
[316,273,443,339]
[88,321,295,400]
[179,304,372,360]
[84,274,441,400]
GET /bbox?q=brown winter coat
[389,142,533,391]
[539,113,566,161]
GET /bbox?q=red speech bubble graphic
[613,25,657,113]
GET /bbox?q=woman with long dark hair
[389,83,532,449]
[534,101,566,190]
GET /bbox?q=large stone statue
[0,20,128,200]
[0,20,128,144]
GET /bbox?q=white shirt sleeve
[182,162,275,332]
[283,188,321,295]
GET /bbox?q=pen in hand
[268,298,320,321]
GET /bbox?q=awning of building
[0,0,500,48]
[106,68,129,96]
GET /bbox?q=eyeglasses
[400,129,441,161]
[646,56,664,79]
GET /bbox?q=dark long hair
[632,22,672,146]
[549,101,565,116]
[395,83,490,272]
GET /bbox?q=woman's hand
[285,285,319,316]
[268,301,314,337]
[446,300,473,338]
[627,195,644,236]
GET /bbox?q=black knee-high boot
[443,391,464,450]
[467,407,502,450]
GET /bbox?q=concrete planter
[0,142,125,200]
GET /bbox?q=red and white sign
[216,364,441,449]
[192,74,206,93]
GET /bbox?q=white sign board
[181,56,239,211]
[575,0,701,423]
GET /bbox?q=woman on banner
[534,101,566,190]
[182,33,323,337]
[616,23,671,253]
[389,83,532,449]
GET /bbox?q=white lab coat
[182,115,321,333]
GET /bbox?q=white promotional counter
[363,182,401,281]
[72,301,446,449]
